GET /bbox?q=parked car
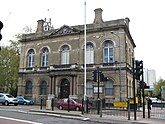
[0,93,18,106]
[150,97,161,103]
[55,98,83,111]
[16,96,34,105]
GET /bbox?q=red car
[55,98,82,111]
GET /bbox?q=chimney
[125,17,130,30]
[93,8,103,25]
[36,19,44,33]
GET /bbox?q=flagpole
[84,0,87,102]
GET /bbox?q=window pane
[104,48,108,63]
[61,46,69,64]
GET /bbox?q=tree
[153,78,165,99]
[0,40,20,96]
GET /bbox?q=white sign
[94,87,103,93]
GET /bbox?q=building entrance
[60,79,70,99]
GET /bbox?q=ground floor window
[105,79,114,96]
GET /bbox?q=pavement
[28,106,165,124]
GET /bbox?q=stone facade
[18,8,136,104]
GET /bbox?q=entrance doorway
[60,79,70,99]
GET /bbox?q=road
[0,108,106,124]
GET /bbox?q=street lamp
[111,31,122,101]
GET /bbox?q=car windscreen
[73,99,81,103]
[6,95,14,98]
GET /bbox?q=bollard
[51,98,54,111]
[127,99,130,120]
[40,98,43,110]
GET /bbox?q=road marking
[0,116,42,124]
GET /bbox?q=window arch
[41,47,49,67]
[103,40,114,63]
[25,80,32,94]
[40,81,47,95]
[27,49,35,67]
[61,45,69,64]
[86,42,94,64]
[86,81,93,96]
[105,79,114,96]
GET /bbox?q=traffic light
[0,21,3,51]
[135,60,143,80]
[92,70,97,82]
[100,72,108,82]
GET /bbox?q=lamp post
[111,31,122,101]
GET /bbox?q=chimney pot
[36,19,44,33]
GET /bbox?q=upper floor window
[27,49,35,67]
[86,43,94,64]
[104,40,114,63]
[61,45,69,64]
[41,47,49,67]
[25,80,32,94]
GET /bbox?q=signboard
[114,101,128,108]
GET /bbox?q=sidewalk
[29,106,165,124]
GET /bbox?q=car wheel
[59,106,63,110]
[23,102,27,105]
[14,103,18,106]
[4,101,9,106]
[75,106,80,111]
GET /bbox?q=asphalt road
[0,108,108,124]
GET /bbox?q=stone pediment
[51,25,80,36]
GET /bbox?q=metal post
[132,58,136,120]
[100,99,102,118]
[147,99,150,118]
[51,98,54,111]
[127,99,130,120]
[40,98,43,110]
[83,0,87,111]
[68,98,70,112]
[141,65,145,118]
[82,98,84,114]
[86,97,89,114]
[97,67,100,115]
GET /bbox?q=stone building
[18,8,136,104]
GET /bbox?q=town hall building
[18,8,136,104]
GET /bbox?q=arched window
[86,43,94,64]
[27,49,35,67]
[25,81,32,94]
[105,79,114,96]
[41,47,49,67]
[40,81,47,95]
[86,81,93,96]
[104,40,114,63]
[61,45,69,64]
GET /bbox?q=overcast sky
[0,0,165,80]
